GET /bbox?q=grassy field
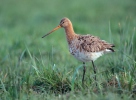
[0,0,136,99]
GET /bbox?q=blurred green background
[0,0,136,58]
[0,0,136,99]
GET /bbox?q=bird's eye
[60,21,64,25]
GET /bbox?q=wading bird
[42,17,115,86]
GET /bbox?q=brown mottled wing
[77,34,115,52]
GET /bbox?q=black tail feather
[108,48,115,52]
[111,44,115,47]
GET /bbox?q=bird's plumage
[68,34,114,62]
[72,34,114,52]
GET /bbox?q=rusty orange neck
[64,24,76,44]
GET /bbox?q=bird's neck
[64,25,76,44]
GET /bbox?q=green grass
[0,0,136,99]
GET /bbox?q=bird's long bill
[42,25,61,38]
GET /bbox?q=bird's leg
[82,62,86,86]
[92,61,97,86]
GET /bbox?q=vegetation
[0,0,136,99]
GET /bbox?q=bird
[42,17,115,86]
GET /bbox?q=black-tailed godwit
[42,17,115,86]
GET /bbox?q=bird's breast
[68,41,104,62]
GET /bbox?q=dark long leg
[92,61,97,86]
[82,62,86,86]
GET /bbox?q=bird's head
[42,17,71,38]
[59,17,71,28]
